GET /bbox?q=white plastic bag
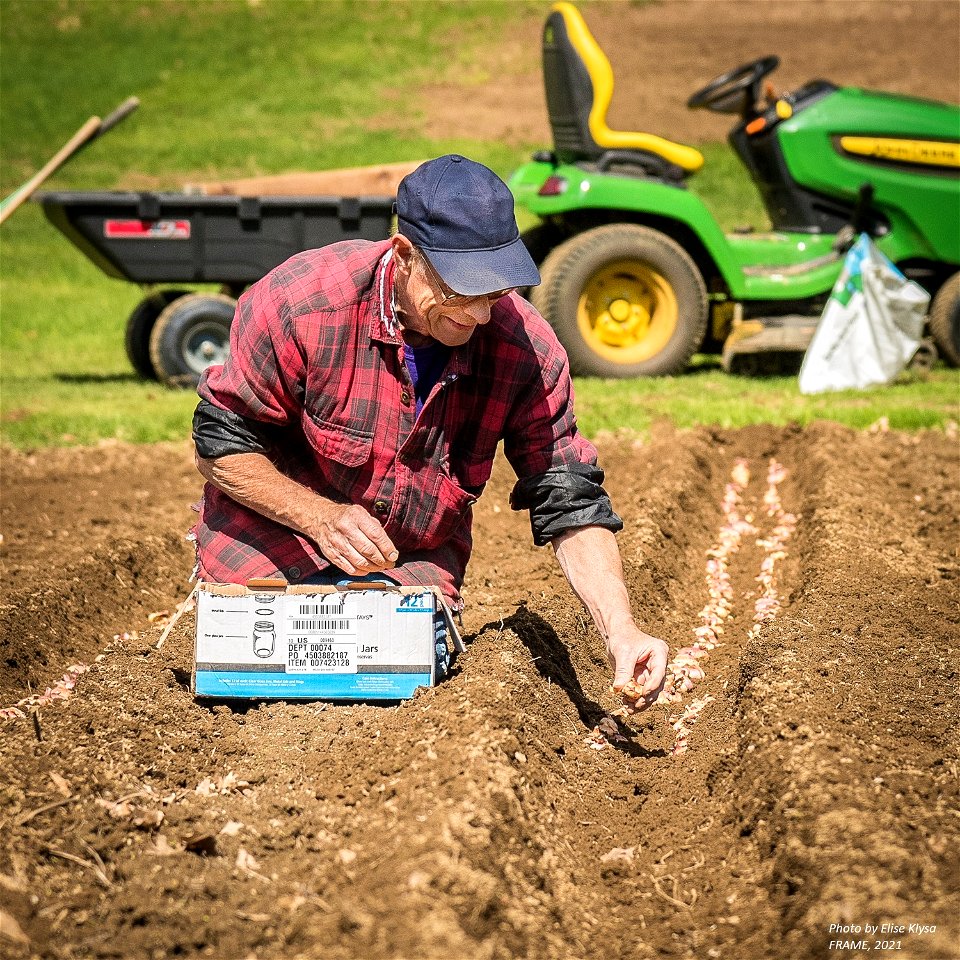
[798,234,930,394]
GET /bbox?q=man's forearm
[196,451,337,540]
[196,452,398,574]
[551,524,668,700]
[551,525,635,640]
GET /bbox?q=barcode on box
[289,618,353,632]
[298,602,345,615]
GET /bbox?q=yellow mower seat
[544,2,704,174]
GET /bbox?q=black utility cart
[38,189,395,387]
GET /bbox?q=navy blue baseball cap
[396,155,540,296]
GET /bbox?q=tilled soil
[1,425,958,960]
[420,1,960,148]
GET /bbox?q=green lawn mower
[511,2,960,376]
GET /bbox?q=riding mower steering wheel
[687,55,780,117]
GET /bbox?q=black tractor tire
[532,224,708,377]
[124,289,189,380]
[929,271,960,367]
[148,293,236,389]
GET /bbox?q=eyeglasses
[419,254,515,306]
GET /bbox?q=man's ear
[391,234,415,270]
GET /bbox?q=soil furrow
[561,436,810,959]
[1,442,198,700]
[728,425,960,959]
[0,534,194,703]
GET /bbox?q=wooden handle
[0,115,101,225]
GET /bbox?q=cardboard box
[193,581,462,701]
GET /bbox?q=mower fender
[510,161,744,294]
[729,231,844,301]
[778,89,960,264]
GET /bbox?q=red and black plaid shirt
[195,239,599,603]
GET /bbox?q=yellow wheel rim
[577,260,678,364]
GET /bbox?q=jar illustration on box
[252,620,276,658]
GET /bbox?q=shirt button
[287,566,301,580]
[374,500,388,514]
[400,390,411,405]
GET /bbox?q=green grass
[1,0,957,449]
[689,143,770,232]
[0,0,542,189]
[574,359,959,438]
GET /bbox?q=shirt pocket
[302,414,373,494]
[414,470,479,552]
[451,454,494,497]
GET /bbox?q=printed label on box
[287,637,357,673]
[194,584,442,700]
[283,595,358,673]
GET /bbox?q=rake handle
[0,116,101,225]
[0,96,140,226]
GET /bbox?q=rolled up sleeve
[192,399,279,460]
[510,463,623,546]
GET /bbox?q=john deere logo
[840,136,960,168]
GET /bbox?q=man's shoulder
[486,294,564,360]
[262,238,391,312]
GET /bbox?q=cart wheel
[124,290,188,380]
[929,272,959,367]
[532,224,708,376]
[149,293,236,388]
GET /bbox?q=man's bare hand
[310,503,399,575]
[608,626,669,712]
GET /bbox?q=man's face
[393,238,511,347]
[407,256,493,346]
